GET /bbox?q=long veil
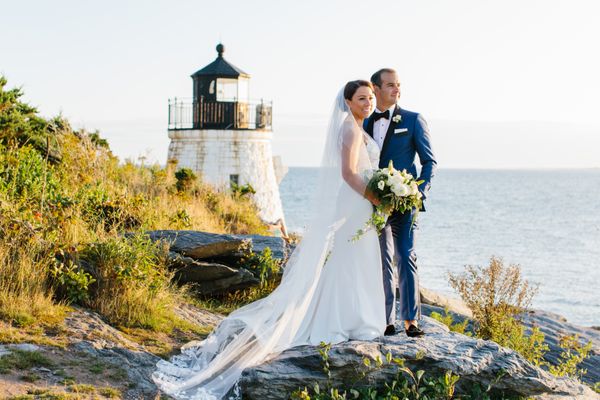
[152,88,364,400]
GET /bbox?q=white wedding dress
[153,90,385,400]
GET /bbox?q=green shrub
[548,335,593,379]
[230,181,256,197]
[239,247,281,287]
[448,257,591,376]
[429,308,471,336]
[76,234,182,330]
[174,168,197,193]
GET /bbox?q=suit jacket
[364,105,437,207]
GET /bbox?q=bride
[153,80,386,400]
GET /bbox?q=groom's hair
[371,68,397,88]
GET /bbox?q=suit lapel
[380,104,400,158]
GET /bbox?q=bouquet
[352,161,423,241]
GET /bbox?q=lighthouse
[167,44,285,224]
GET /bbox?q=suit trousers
[379,209,421,324]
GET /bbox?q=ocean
[279,168,600,327]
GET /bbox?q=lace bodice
[363,132,381,169]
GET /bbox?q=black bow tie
[373,110,390,121]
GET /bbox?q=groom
[364,69,437,337]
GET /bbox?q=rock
[146,230,292,264]
[192,268,260,296]
[523,309,600,386]
[169,253,240,282]
[240,317,599,399]
[419,287,473,318]
[6,343,40,352]
[145,230,250,260]
[234,234,289,261]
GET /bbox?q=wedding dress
[152,89,386,400]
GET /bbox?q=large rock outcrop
[143,230,292,295]
[240,317,599,399]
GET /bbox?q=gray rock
[145,230,250,259]
[523,309,600,386]
[233,234,289,261]
[146,230,292,263]
[240,317,599,399]
[192,268,260,296]
[420,286,473,318]
[8,343,40,352]
[420,289,600,388]
[170,254,240,283]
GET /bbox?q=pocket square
[394,128,408,134]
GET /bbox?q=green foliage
[230,181,256,197]
[77,234,178,329]
[49,257,96,304]
[292,343,523,400]
[174,168,197,193]
[0,350,53,373]
[448,257,592,378]
[548,335,593,379]
[448,257,537,341]
[429,308,471,336]
[0,144,59,204]
[239,247,281,287]
[0,76,267,337]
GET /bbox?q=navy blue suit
[364,105,437,323]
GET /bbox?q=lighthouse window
[217,78,238,101]
[229,174,239,185]
[209,80,215,94]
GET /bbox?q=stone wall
[167,128,284,223]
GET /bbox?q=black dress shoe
[405,324,425,337]
[384,325,396,336]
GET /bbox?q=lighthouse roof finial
[191,43,249,78]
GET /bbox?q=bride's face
[347,86,374,119]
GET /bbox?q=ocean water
[280,168,600,327]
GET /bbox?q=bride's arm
[341,125,379,205]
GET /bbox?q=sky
[2,0,600,167]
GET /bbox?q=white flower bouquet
[352,160,423,241]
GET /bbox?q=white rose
[391,182,409,197]
[410,182,419,195]
[377,180,385,191]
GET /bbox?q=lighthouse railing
[168,98,272,130]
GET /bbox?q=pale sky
[2,0,599,167]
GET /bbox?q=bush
[174,168,197,193]
[77,234,181,330]
[448,257,591,376]
[448,257,537,341]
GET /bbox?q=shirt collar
[374,104,397,115]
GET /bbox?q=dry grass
[0,234,68,328]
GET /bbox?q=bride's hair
[343,80,373,101]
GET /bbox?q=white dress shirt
[373,104,397,149]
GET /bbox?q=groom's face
[375,72,401,108]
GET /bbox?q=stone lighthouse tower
[167,44,285,224]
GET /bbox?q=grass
[0,350,53,373]
[0,75,270,337]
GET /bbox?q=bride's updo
[343,80,374,100]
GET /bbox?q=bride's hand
[364,189,381,206]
